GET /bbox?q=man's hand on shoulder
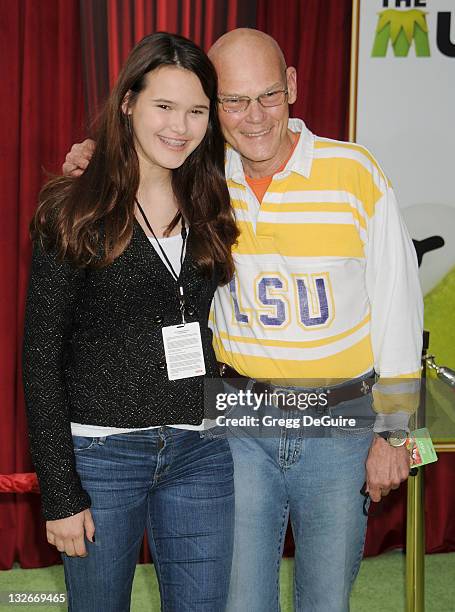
[365,434,410,502]
[62,138,96,177]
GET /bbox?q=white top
[149,232,184,278]
[71,233,214,437]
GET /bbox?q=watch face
[389,430,408,447]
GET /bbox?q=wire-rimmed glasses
[218,88,288,113]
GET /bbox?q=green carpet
[1,551,454,611]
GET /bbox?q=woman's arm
[22,241,91,520]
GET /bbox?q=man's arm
[363,169,423,502]
[62,138,96,176]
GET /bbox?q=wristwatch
[376,430,408,447]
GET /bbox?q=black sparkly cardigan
[22,222,220,520]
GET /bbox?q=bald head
[207,28,297,178]
[209,28,286,74]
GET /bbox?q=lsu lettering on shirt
[211,119,423,387]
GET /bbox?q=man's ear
[121,91,133,116]
[286,67,297,105]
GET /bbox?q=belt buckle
[360,380,370,395]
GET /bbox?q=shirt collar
[225,118,315,185]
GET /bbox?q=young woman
[22,32,238,612]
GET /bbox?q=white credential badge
[162,322,206,381]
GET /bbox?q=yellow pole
[406,331,428,611]
[406,466,425,611]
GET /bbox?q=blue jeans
[223,380,375,612]
[63,428,234,612]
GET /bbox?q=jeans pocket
[72,435,104,452]
[332,425,373,436]
[199,425,228,440]
[329,392,376,436]
[330,423,374,437]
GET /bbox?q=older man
[64,28,422,612]
[209,29,422,612]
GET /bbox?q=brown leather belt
[218,363,375,410]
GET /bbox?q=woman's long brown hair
[32,32,238,283]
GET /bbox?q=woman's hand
[46,508,95,557]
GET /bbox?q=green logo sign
[372,9,430,57]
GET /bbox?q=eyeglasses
[218,88,288,113]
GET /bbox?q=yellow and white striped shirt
[212,119,423,390]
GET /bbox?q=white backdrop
[355,0,455,293]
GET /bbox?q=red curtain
[256,0,353,140]
[105,0,247,85]
[365,453,455,555]
[0,0,85,568]
[80,0,256,119]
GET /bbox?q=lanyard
[135,198,188,324]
